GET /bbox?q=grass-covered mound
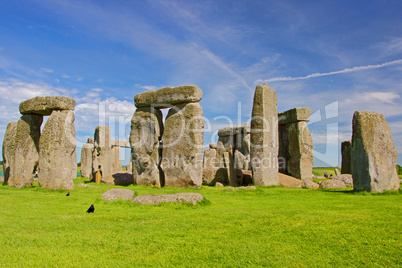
[0,177,401,267]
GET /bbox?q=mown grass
[0,177,401,267]
[312,167,340,177]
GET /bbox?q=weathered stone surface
[351,111,400,192]
[287,122,313,180]
[223,150,237,186]
[279,121,313,180]
[224,186,257,191]
[126,162,132,174]
[19,96,75,116]
[2,122,18,183]
[250,84,279,186]
[278,107,311,125]
[301,179,319,189]
[132,193,204,205]
[38,110,76,190]
[111,140,130,148]
[161,103,204,187]
[319,179,346,189]
[335,168,340,176]
[80,142,93,178]
[215,182,224,187]
[341,141,352,174]
[279,173,303,188]
[9,115,43,188]
[87,137,94,144]
[209,143,218,149]
[130,107,163,187]
[203,148,218,168]
[134,85,203,108]
[91,125,120,183]
[101,189,135,201]
[332,174,353,187]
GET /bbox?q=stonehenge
[131,85,204,188]
[351,111,400,192]
[2,86,400,194]
[278,107,314,180]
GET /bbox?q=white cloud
[256,59,402,83]
[373,37,402,56]
[134,84,158,91]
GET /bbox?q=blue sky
[1,0,402,166]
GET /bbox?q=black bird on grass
[66,192,70,196]
[86,204,95,213]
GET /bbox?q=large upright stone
[2,122,17,183]
[19,96,75,116]
[38,110,76,190]
[91,125,112,183]
[286,122,313,180]
[278,107,313,180]
[134,85,203,108]
[9,115,43,188]
[80,139,94,178]
[130,107,163,187]
[351,111,399,192]
[341,141,352,174]
[250,84,279,186]
[161,103,204,187]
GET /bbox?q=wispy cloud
[40,68,54,73]
[255,59,402,83]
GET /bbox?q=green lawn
[0,177,401,267]
[312,167,340,177]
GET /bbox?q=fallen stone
[278,107,311,125]
[132,193,204,205]
[279,173,303,188]
[9,114,43,188]
[351,111,400,192]
[319,179,346,189]
[19,96,75,116]
[215,182,224,187]
[161,103,204,187]
[2,122,18,183]
[301,179,319,189]
[224,186,257,191]
[332,174,353,187]
[38,110,76,190]
[130,107,163,187]
[101,189,135,201]
[134,85,203,108]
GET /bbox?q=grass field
[0,177,401,267]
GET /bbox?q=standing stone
[91,125,112,183]
[203,148,218,168]
[130,107,163,187]
[351,111,400,192]
[9,115,43,188]
[2,122,17,183]
[250,83,279,186]
[287,122,314,180]
[341,141,352,174]
[278,107,313,180]
[38,110,76,190]
[126,162,132,174]
[80,138,94,178]
[161,103,204,187]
